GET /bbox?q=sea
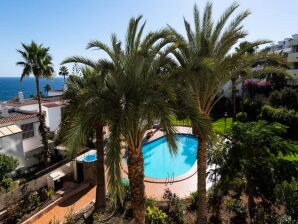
[0,77,64,101]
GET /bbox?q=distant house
[0,106,54,168]
[6,92,66,133]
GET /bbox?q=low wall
[0,161,74,211]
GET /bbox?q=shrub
[0,154,19,181]
[1,177,14,192]
[225,198,247,223]
[242,98,264,121]
[189,191,198,210]
[236,112,247,122]
[260,105,298,139]
[145,206,167,224]
[49,216,60,224]
[163,188,184,224]
[64,207,76,224]
[269,87,298,110]
[274,178,298,221]
[46,188,55,199]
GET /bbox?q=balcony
[287,52,298,62]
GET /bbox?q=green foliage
[0,154,19,181]
[260,105,298,139]
[145,206,167,224]
[49,216,60,224]
[236,112,247,122]
[145,197,155,208]
[1,177,14,192]
[212,117,232,135]
[274,178,298,220]
[163,188,184,224]
[269,87,298,110]
[189,191,198,210]
[225,198,247,223]
[242,98,264,121]
[216,121,297,219]
[46,188,55,198]
[64,207,76,224]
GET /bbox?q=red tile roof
[0,114,37,125]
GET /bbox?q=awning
[0,125,22,138]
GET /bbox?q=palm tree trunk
[127,146,145,224]
[231,77,237,122]
[197,134,208,224]
[35,78,50,166]
[95,124,106,210]
[247,177,256,221]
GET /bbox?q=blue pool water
[143,134,198,178]
[84,154,97,162]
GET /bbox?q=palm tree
[59,65,69,82]
[44,84,51,94]
[61,68,121,210]
[16,41,54,165]
[170,2,291,222]
[63,16,210,223]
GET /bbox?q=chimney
[2,106,9,118]
[18,92,25,104]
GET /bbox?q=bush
[260,105,298,139]
[274,178,298,221]
[236,112,247,122]
[64,207,76,224]
[163,188,184,224]
[1,177,14,192]
[0,154,19,181]
[46,188,55,199]
[242,98,264,121]
[189,191,198,210]
[225,198,247,223]
[145,206,167,224]
[269,87,298,110]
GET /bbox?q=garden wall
[0,161,74,211]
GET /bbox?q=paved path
[32,186,96,224]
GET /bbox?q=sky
[0,0,297,77]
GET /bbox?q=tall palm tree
[64,16,210,223]
[61,68,121,210]
[17,41,54,165]
[59,65,69,82]
[171,2,291,222]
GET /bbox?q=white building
[0,107,54,168]
[6,93,66,133]
[269,33,298,85]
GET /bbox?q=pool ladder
[165,172,174,186]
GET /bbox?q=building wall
[0,133,25,166]
[19,104,39,112]
[48,91,63,97]
[42,106,62,132]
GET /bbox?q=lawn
[212,117,232,135]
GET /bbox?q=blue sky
[0,0,297,77]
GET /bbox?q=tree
[0,154,19,181]
[16,41,54,165]
[64,16,210,223]
[217,121,297,221]
[44,84,51,93]
[61,68,122,210]
[230,41,289,121]
[59,65,69,82]
[169,2,252,222]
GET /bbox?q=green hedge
[260,105,298,140]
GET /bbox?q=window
[21,123,34,139]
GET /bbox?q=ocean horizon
[0,77,64,101]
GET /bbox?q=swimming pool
[142,134,198,178]
[84,153,97,162]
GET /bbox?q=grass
[170,116,192,126]
[212,117,232,135]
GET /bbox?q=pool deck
[120,126,211,200]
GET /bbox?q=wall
[0,133,25,166]
[0,160,74,211]
[18,104,39,112]
[42,106,62,132]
